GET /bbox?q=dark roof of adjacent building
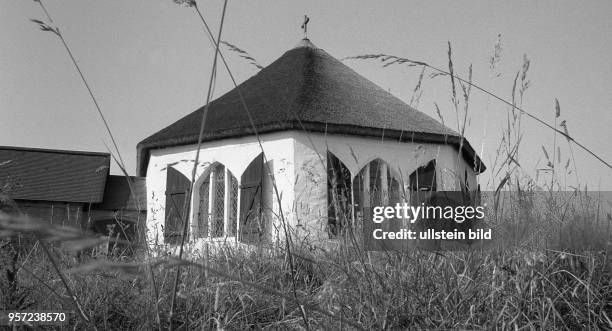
[0,146,110,203]
[92,175,147,211]
[137,38,485,176]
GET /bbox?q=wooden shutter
[240,153,264,243]
[165,167,190,245]
[327,152,352,237]
[409,160,437,206]
[409,160,437,192]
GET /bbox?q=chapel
[137,38,485,247]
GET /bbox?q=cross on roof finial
[301,15,310,39]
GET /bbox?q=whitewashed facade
[145,130,478,249]
[138,38,484,250]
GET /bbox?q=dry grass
[1,211,611,330]
[4,2,611,330]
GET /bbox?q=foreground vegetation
[1,203,611,330]
[3,2,610,330]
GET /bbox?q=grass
[1,219,611,329]
[2,1,611,330]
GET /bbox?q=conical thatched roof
[137,39,484,176]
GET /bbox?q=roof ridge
[0,145,110,157]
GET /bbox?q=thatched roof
[137,39,485,176]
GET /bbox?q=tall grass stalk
[38,239,94,329]
[29,1,134,183]
[168,2,226,329]
[26,0,150,327]
[343,54,612,171]
[181,4,320,328]
[8,4,611,329]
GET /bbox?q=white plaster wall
[145,131,296,250]
[291,131,479,245]
[292,134,328,244]
[292,131,478,191]
[145,130,479,250]
[435,143,479,191]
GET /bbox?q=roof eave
[136,122,486,177]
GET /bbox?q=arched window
[195,163,238,239]
[327,152,352,237]
[352,159,402,223]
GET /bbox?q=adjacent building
[0,146,146,246]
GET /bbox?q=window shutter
[327,152,352,237]
[409,160,437,205]
[409,160,437,192]
[240,153,264,243]
[165,167,190,245]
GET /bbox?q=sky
[2,0,611,189]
